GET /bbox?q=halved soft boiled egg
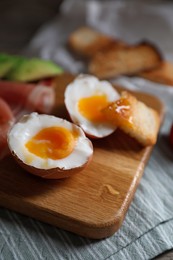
[64,74,120,138]
[7,113,93,179]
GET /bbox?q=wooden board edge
[0,154,147,240]
[0,74,165,239]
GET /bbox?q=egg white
[8,113,93,170]
[64,74,120,138]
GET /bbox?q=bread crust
[89,41,162,79]
[68,27,163,80]
[11,143,93,179]
[102,91,160,146]
[68,26,125,58]
[139,61,173,86]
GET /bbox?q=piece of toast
[68,26,125,58]
[102,91,160,146]
[138,61,173,86]
[89,42,162,79]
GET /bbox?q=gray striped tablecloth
[1,1,173,259]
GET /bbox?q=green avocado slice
[0,54,21,78]
[6,58,64,82]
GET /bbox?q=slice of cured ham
[0,98,15,159]
[0,97,14,123]
[26,85,55,114]
[0,80,56,159]
[0,81,55,114]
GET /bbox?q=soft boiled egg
[7,113,93,179]
[64,74,120,138]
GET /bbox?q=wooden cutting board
[0,74,164,239]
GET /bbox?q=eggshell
[11,143,93,179]
[7,113,93,179]
[64,74,120,138]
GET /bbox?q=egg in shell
[7,113,93,179]
[64,74,120,138]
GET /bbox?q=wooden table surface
[0,0,172,258]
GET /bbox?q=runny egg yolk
[78,94,109,123]
[25,126,77,160]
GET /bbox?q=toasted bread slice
[102,91,160,146]
[139,61,173,86]
[89,42,162,79]
[68,26,125,57]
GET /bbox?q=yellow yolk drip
[102,98,133,128]
[25,126,76,160]
[78,95,109,123]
